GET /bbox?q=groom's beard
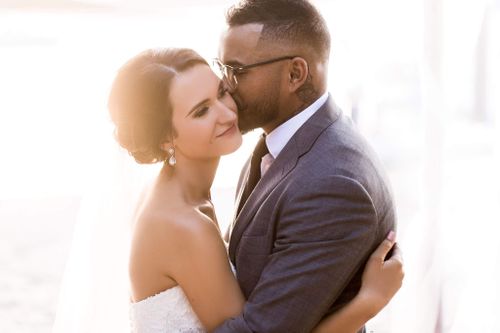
[234,90,281,134]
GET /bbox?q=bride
[106,48,403,332]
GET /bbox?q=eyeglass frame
[213,55,300,90]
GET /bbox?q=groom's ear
[287,57,309,93]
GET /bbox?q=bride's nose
[215,100,237,123]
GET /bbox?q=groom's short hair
[226,0,331,61]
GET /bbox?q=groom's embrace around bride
[214,1,398,332]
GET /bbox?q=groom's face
[219,23,283,134]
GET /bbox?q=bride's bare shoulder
[130,197,223,277]
[132,196,220,249]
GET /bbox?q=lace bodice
[130,285,205,333]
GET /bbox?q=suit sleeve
[214,175,378,333]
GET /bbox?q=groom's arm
[214,175,379,333]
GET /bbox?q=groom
[214,1,396,332]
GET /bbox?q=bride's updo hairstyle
[108,48,208,164]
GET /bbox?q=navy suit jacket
[214,97,396,333]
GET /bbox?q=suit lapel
[229,146,297,262]
[228,158,250,241]
[229,96,342,263]
[234,159,251,217]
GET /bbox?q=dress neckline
[131,285,182,305]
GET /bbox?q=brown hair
[108,48,208,164]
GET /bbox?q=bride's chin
[220,137,243,156]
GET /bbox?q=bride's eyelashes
[193,106,209,118]
[193,82,229,118]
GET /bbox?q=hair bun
[107,48,207,164]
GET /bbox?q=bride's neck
[160,156,219,204]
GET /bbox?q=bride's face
[168,64,242,160]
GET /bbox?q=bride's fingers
[384,244,405,282]
[370,231,396,263]
[384,244,404,272]
[387,244,403,264]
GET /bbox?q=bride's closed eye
[192,81,229,118]
[193,106,209,118]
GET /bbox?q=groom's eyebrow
[186,98,209,117]
[224,59,244,66]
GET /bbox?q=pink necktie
[260,153,274,176]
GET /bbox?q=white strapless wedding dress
[130,285,205,333]
[130,263,236,332]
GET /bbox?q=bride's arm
[165,216,402,333]
[312,233,404,333]
[167,213,244,331]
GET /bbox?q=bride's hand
[311,232,404,333]
[358,231,404,316]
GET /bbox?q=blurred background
[0,0,498,332]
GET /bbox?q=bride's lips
[216,123,237,138]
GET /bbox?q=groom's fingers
[370,231,396,263]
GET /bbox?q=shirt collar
[266,92,329,158]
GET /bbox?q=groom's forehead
[219,23,263,63]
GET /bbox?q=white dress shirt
[260,92,329,175]
[266,92,328,157]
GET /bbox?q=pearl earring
[167,147,176,166]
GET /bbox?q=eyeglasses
[213,55,299,91]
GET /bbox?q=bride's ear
[160,142,172,152]
[160,135,175,152]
